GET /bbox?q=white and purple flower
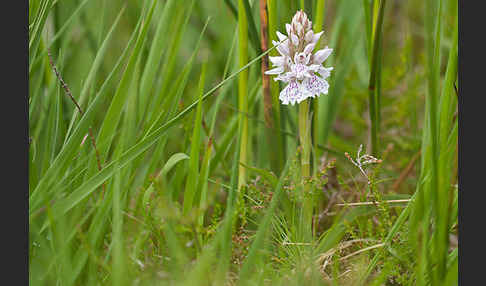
[265,10,333,105]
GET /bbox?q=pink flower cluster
[265,10,333,105]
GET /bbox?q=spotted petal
[279,81,305,105]
[275,72,292,83]
[302,74,329,98]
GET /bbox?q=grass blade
[183,61,208,215]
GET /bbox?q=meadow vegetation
[29,0,458,284]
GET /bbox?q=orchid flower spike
[265,10,333,105]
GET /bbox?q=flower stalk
[299,101,311,180]
[299,99,313,239]
[265,10,334,240]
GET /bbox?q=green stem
[267,0,285,173]
[299,100,312,239]
[312,0,325,167]
[368,0,386,156]
[238,0,249,190]
[299,101,310,180]
[363,0,372,60]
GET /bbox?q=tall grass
[367,0,386,156]
[237,0,249,190]
[267,0,286,174]
[29,0,458,285]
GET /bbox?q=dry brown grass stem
[391,150,421,191]
[282,242,313,246]
[259,0,273,128]
[338,243,385,261]
[316,239,379,275]
[47,47,105,193]
[316,239,378,264]
[335,199,411,207]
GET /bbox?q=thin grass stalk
[376,38,383,134]
[368,0,386,156]
[312,0,325,168]
[363,0,372,59]
[267,0,285,173]
[139,0,177,112]
[371,0,383,133]
[204,46,238,177]
[46,48,105,195]
[183,62,207,215]
[112,164,124,286]
[224,0,262,55]
[313,0,326,45]
[242,0,263,55]
[238,0,249,190]
[371,0,380,41]
[197,138,212,231]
